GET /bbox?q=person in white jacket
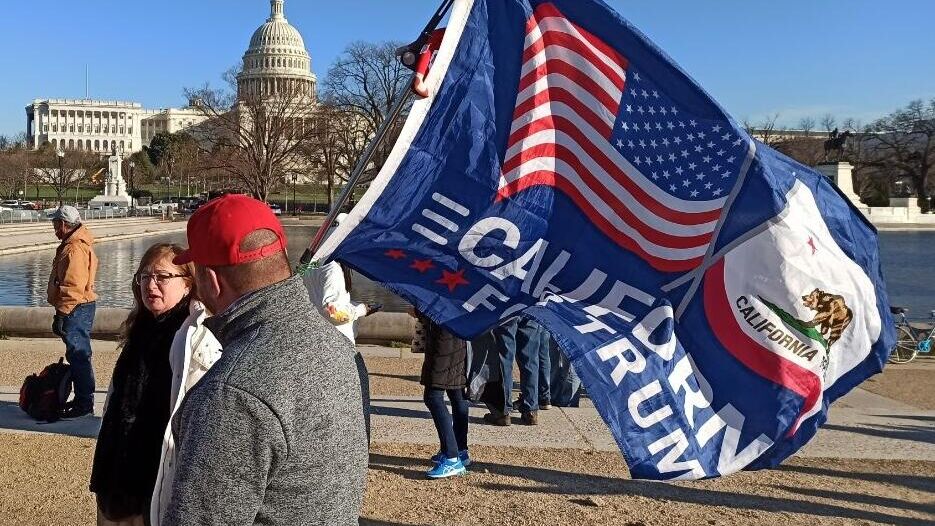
[306,213,380,343]
[150,300,222,526]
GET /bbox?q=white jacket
[306,260,367,343]
[150,301,223,526]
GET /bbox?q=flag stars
[705,182,713,189]
[688,162,697,170]
[633,72,641,82]
[707,141,716,149]
[436,269,470,292]
[671,107,679,115]
[694,145,704,153]
[686,133,695,141]
[727,156,736,163]
[675,166,684,175]
[681,149,689,158]
[625,104,633,113]
[648,106,656,115]
[643,122,651,131]
[638,139,646,148]
[690,119,698,127]
[717,149,726,157]
[630,88,638,97]
[616,139,624,149]
[668,153,676,161]
[656,155,664,163]
[652,90,660,98]
[637,106,645,114]
[662,170,671,178]
[712,124,722,133]
[697,131,706,139]
[649,139,658,148]
[654,122,663,130]
[641,89,650,98]
[384,249,406,260]
[690,189,699,197]
[660,107,668,116]
[666,121,675,130]
[695,172,706,180]
[713,188,723,196]
[644,156,652,165]
[732,138,744,146]
[702,155,712,163]
[722,133,732,141]
[410,259,435,273]
[651,171,659,180]
[669,184,677,192]
[679,121,686,128]
[682,179,691,187]
[712,164,722,172]
[662,138,670,147]
[634,157,642,166]
[621,122,630,131]
[673,137,682,145]
[627,140,635,148]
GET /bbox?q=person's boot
[482,410,511,426]
[520,410,539,425]
[61,404,93,419]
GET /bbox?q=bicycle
[888,306,935,364]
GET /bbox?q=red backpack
[19,358,72,422]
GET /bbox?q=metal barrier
[0,207,167,224]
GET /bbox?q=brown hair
[119,243,196,344]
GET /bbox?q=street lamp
[292,173,298,216]
[56,148,65,207]
[128,160,136,215]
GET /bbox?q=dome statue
[237,0,317,101]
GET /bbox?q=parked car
[269,203,282,216]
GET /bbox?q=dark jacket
[418,314,467,390]
[90,298,189,520]
[164,275,369,526]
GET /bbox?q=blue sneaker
[426,457,466,479]
[431,450,471,467]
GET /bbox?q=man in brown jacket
[47,205,98,418]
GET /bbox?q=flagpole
[297,0,455,270]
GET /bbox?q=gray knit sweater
[163,275,369,526]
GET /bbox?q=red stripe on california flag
[497,171,703,272]
[703,259,821,436]
[504,116,723,226]
[528,3,629,68]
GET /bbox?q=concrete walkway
[0,217,187,255]
[1,347,932,463]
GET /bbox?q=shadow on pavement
[368,452,931,526]
[778,463,935,494]
[823,422,935,444]
[0,400,100,438]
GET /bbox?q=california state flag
[703,181,882,436]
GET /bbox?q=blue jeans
[491,319,518,414]
[514,318,550,413]
[60,302,96,410]
[549,338,582,407]
[423,387,469,459]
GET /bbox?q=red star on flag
[436,269,470,292]
[807,237,817,255]
[384,249,407,260]
[410,259,435,273]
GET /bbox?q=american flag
[498,3,749,273]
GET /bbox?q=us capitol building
[23,0,317,155]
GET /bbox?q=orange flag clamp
[411,29,446,98]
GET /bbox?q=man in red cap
[164,194,368,525]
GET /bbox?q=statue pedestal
[88,151,134,208]
[817,162,862,207]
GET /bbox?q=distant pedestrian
[414,309,470,479]
[166,194,368,525]
[512,318,551,424]
[47,205,98,419]
[307,213,381,343]
[90,243,219,526]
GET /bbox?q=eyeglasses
[135,272,188,286]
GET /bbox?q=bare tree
[798,117,816,137]
[863,99,935,199]
[322,41,412,173]
[185,77,318,202]
[33,146,103,206]
[820,113,837,135]
[744,113,782,146]
[303,101,373,209]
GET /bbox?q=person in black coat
[414,310,471,479]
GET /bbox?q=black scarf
[90,298,190,520]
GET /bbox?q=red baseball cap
[173,194,287,266]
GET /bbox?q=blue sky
[1,0,933,136]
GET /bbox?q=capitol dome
[237,0,317,101]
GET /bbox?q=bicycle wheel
[888,325,918,364]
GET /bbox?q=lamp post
[292,173,298,216]
[56,148,65,206]
[129,160,136,215]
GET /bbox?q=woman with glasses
[90,243,221,526]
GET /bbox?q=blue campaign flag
[314,0,894,480]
